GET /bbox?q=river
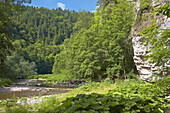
[0,85,72,100]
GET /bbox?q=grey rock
[132,0,169,82]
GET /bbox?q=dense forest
[0,0,169,81]
[52,0,136,80]
[1,5,94,79]
[1,0,137,80]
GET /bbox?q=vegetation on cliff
[141,1,170,78]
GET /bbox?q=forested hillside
[52,0,137,80]
[2,6,93,79]
[12,7,80,45]
[1,0,137,80]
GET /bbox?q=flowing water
[0,86,72,100]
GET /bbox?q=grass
[34,78,169,113]
[27,73,76,83]
[25,79,117,112]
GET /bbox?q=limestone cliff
[132,0,169,82]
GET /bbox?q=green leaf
[107,101,119,107]
[143,106,150,113]
[80,103,90,109]
[92,105,103,110]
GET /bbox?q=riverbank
[0,88,10,93]
[13,79,85,88]
[0,78,83,100]
[0,85,72,100]
[0,78,169,113]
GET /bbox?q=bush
[0,78,12,87]
[78,82,101,92]
[0,99,30,113]
[125,70,139,79]
[154,75,170,94]
[55,80,169,113]
[27,74,76,83]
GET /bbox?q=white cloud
[92,6,100,13]
[57,3,66,10]
[92,10,95,13]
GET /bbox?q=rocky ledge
[132,0,169,82]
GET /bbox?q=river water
[0,86,72,100]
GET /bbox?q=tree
[52,10,94,78]
[3,40,37,79]
[0,0,31,76]
[53,0,136,80]
[1,5,82,75]
[75,0,135,79]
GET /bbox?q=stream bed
[0,86,72,100]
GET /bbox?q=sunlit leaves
[55,80,169,113]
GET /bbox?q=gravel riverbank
[0,88,10,93]
[0,86,72,100]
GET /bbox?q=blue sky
[26,0,98,12]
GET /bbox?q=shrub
[0,78,12,87]
[154,75,170,94]
[27,74,76,83]
[0,98,30,113]
[56,80,169,113]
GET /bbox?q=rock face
[132,0,169,82]
[132,37,154,81]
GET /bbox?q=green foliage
[1,5,92,76]
[11,6,79,46]
[78,79,114,92]
[47,74,76,83]
[35,96,60,113]
[133,0,154,35]
[25,42,59,74]
[0,98,30,113]
[8,6,83,74]
[78,82,101,92]
[27,73,76,83]
[0,79,169,113]
[154,75,170,94]
[0,0,31,76]
[139,0,152,11]
[0,78,12,87]
[155,1,170,18]
[3,40,37,79]
[125,70,139,79]
[141,1,170,77]
[55,80,169,113]
[52,10,94,78]
[53,0,136,80]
